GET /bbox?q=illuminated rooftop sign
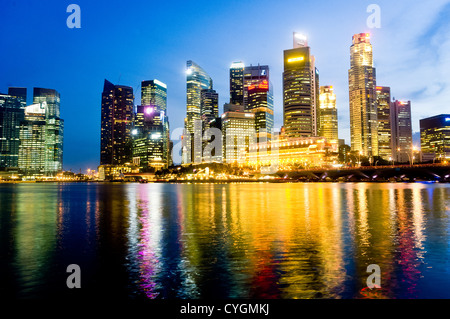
[248,80,269,91]
[287,56,304,63]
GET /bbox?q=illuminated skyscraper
[283,33,319,138]
[132,79,170,170]
[247,78,274,141]
[420,114,450,162]
[243,64,269,110]
[33,88,60,118]
[184,60,213,164]
[242,64,273,141]
[8,87,27,108]
[376,86,392,160]
[391,100,412,163]
[18,88,64,176]
[318,86,338,142]
[100,79,134,165]
[230,62,244,105]
[0,93,24,168]
[221,104,255,163]
[201,89,219,130]
[141,79,167,112]
[348,33,378,157]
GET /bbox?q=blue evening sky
[2,0,450,170]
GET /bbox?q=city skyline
[2,0,450,171]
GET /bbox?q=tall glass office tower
[376,86,392,160]
[391,100,412,163]
[8,87,27,108]
[141,79,167,112]
[100,79,134,165]
[18,88,64,176]
[283,33,319,138]
[349,33,378,157]
[33,88,60,118]
[230,62,244,105]
[0,93,25,168]
[132,79,170,170]
[318,86,338,142]
[184,60,213,164]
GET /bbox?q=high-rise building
[0,93,25,168]
[391,100,413,163]
[221,104,255,164]
[139,79,170,169]
[318,86,338,142]
[283,33,319,138]
[33,88,60,118]
[100,79,134,166]
[132,104,169,170]
[201,88,219,130]
[8,87,27,108]
[243,64,269,110]
[247,78,274,141]
[141,79,167,112]
[420,114,450,162]
[18,89,64,176]
[348,33,378,157]
[230,62,245,105]
[184,60,213,164]
[376,86,392,160]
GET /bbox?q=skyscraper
[247,78,274,141]
[318,86,338,142]
[8,87,27,108]
[283,33,319,138]
[33,88,60,118]
[184,60,213,164]
[243,64,269,110]
[201,88,219,130]
[100,79,134,166]
[391,100,413,163]
[221,104,255,164]
[420,114,450,162]
[18,89,64,176]
[0,93,24,168]
[376,86,392,160]
[132,79,170,170]
[230,62,244,105]
[141,79,167,112]
[348,33,378,157]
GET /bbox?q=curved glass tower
[184,60,212,163]
[348,33,378,157]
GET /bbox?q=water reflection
[1,182,449,299]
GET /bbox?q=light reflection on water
[0,182,449,299]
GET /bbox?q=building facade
[0,93,25,168]
[8,87,27,108]
[221,104,255,164]
[100,79,134,166]
[391,100,413,163]
[247,78,274,141]
[376,86,392,160]
[18,95,64,177]
[420,114,450,162]
[348,33,378,158]
[184,60,213,164]
[283,33,319,138]
[318,86,338,142]
[230,61,245,106]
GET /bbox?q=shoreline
[0,179,447,184]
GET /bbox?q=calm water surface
[0,182,449,299]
